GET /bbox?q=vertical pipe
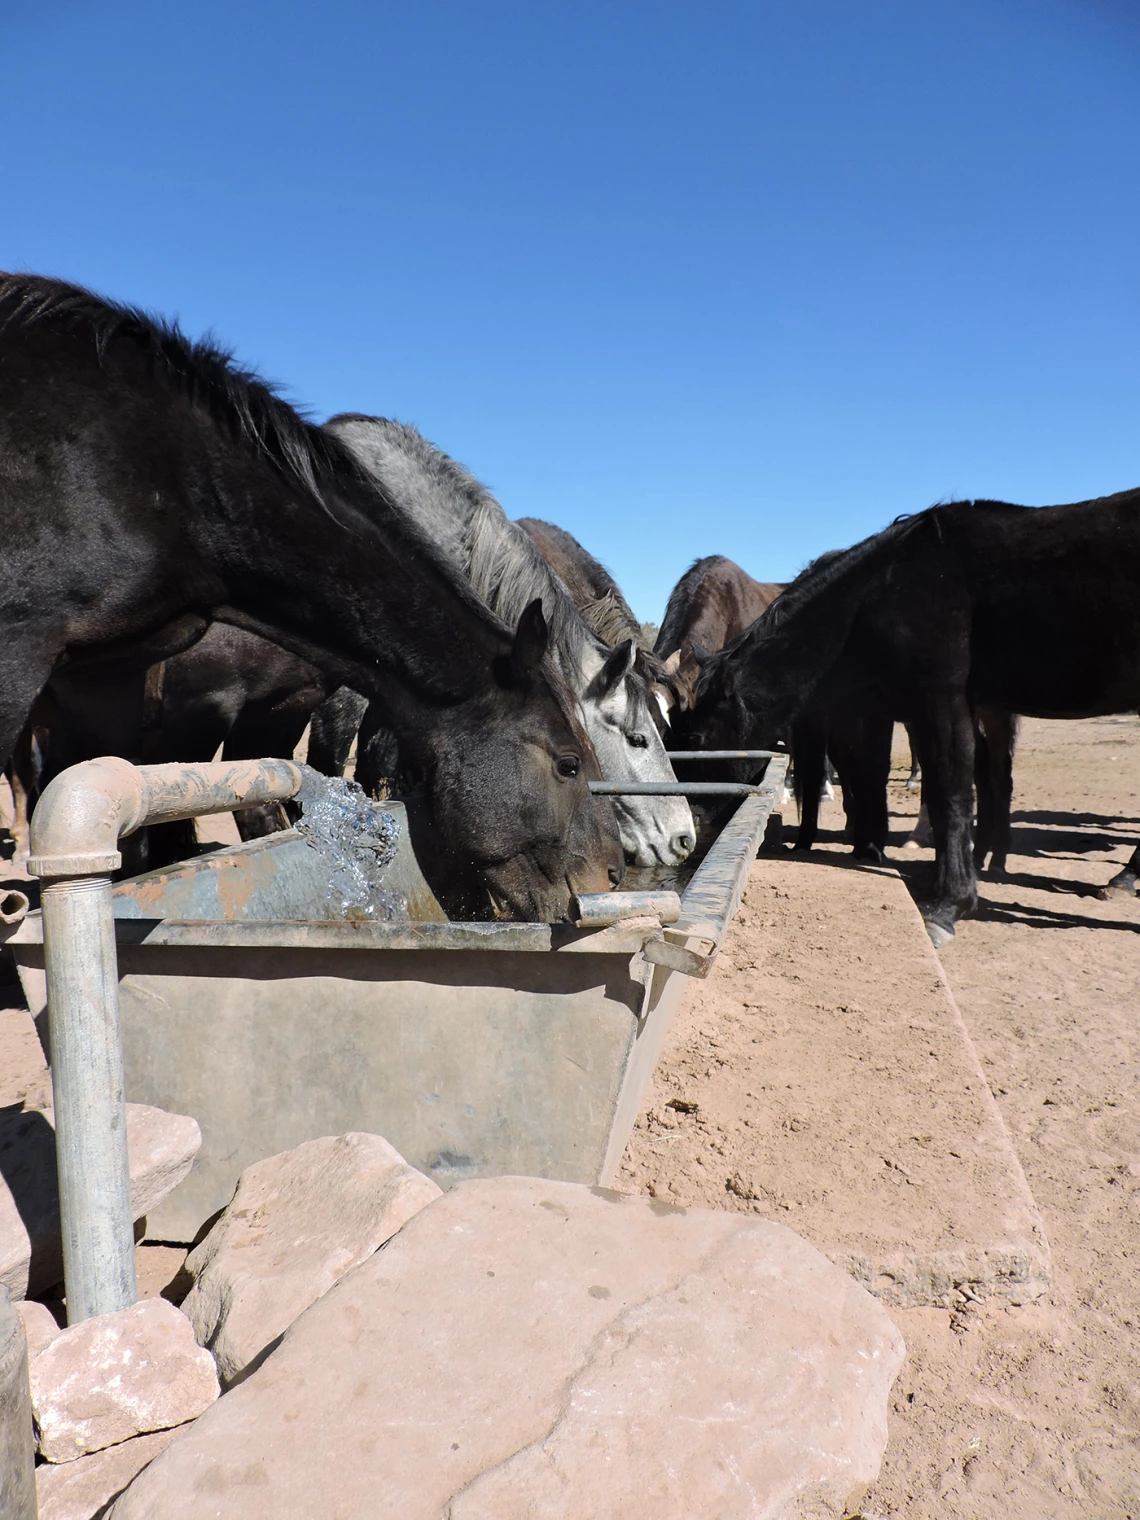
[27,757,303,1327]
[0,1287,38,1520]
[41,875,136,1323]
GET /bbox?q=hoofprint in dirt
[620,716,1140,1519]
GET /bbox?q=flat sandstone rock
[620,857,1051,1308]
[36,1428,180,1520]
[32,1299,218,1464]
[108,1178,904,1520]
[181,1131,441,1383]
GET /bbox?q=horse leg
[913,694,977,943]
[791,715,825,852]
[223,707,314,841]
[306,687,368,777]
[1101,844,1140,899]
[976,706,1015,875]
[353,701,402,799]
[860,710,893,861]
[830,710,891,864]
[973,715,995,873]
[904,721,922,790]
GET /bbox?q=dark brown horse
[515,519,646,650]
[654,556,783,713]
[0,273,621,920]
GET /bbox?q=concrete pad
[620,857,1050,1308]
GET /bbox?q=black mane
[0,272,359,503]
[757,511,934,636]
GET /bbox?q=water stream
[294,766,407,920]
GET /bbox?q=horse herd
[3,272,1138,941]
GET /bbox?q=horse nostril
[671,832,695,859]
[608,864,624,888]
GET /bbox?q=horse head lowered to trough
[0,273,622,921]
[324,416,695,869]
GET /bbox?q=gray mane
[325,416,603,678]
[463,501,600,672]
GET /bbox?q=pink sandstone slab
[109,1177,904,1520]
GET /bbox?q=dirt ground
[619,715,1140,1518]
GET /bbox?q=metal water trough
[9,753,785,1315]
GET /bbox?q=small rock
[17,1298,60,1358]
[124,1107,202,1223]
[36,1428,180,1520]
[182,1132,440,1384]
[31,1299,218,1463]
[109,1178,904,1519]
[0,1104,201,1300]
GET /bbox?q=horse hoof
[1096,879,1137,901]
[925,919,955,948]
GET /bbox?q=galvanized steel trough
[10,754,786,1287]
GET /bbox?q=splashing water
[294,766,407,920]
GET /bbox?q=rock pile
[111,1175,905,1520]
[11,1131,904,1519]
[181,1131,441,1384]
[30,1299,219,1464]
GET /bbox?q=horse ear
[587,639,636,701]
[510,599,549,686]
[661,650,682,677]
[688,640,712,668]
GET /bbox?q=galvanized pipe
[0,1286,38,1520]
[664,750,783,760]
[0,889,30,925]
[573,889,682,928]
[27,756,302,1324]
[588,781,763,796]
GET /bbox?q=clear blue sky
[4,0,1138,621]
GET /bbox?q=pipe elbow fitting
[27,756,148,879]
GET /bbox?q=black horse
[0,273,621,920]
[689,492,1140,941]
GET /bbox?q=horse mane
[0,272,360,506]
[656,556,731,655]
[516,518,646,650]
[757,512,930,635]
[464,500,601,674]
[328,417,605,679]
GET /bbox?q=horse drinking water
[323,417,695,869]
[0,273,621,920]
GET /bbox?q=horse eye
[556,755,581,779]
[627,732,649,748]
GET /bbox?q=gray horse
[325,416,695,868]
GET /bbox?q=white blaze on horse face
[580,645,695,868]
[652,686,673,727]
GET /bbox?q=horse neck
[216,474,512,719]
[731,573,864,716]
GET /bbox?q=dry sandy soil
[620,715,1140,1518]
[3,718,1139,1515]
